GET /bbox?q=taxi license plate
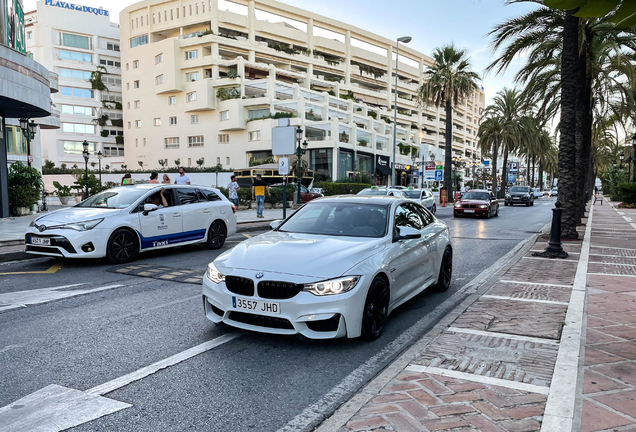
[31,237,51,246]
[464,209,475,213]
[232,297,281,315]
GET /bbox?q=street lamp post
[451,157,462,200]
[82,141,90,199]
[19,118,37,167]
[295,127,308,204]
[632,134,636,183]
[391,36,412,187]
[411,153,417,187]
[97,151,103,187]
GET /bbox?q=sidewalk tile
[592,362,636,386]
[595,341,636,359]
[584,348,625,366]
[385,412,424,432]
[585,396,636,428]
[583,369,629,394]
[344,415,389,431]
[486,281,572,302]
[589,274,636,292]
[417,379,454,395]
[596,324,636,341]
[594,312,636,324]
[498,419,541,431]
[586,328,623,345]
[501,258,577,285]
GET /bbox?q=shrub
[616,183,636,204]
[8,162,42,212]
[320,182,371,196]
[237,187,252,206]
[53,181,73,197]
[336,172,374,184]
[217,87,240,101]
[268,184,295,205]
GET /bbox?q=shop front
[375,155,391,186]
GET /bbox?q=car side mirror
[394,226,421,242]
[270,220,283,230]
[142,203,158,216]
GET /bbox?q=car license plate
[464,209,475,213]
[232,297,281,315]
[513,197,520,200]
[31,237,51,246]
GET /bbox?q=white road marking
[499,280,573,288]
[522,256,577,262]
[482,295,569,305]
[0,284,123,312]
[87,332,242,396]
[589,245,636,251]
[405,365,550,395]
[447,327,559,345]
[0,384,131,432]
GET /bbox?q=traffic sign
[278,157,289,175]
[272,126,295,155]
[435,170,443,181]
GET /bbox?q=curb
[296,225,549,432]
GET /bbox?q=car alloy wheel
[207,221,227,250]
[361,276,390,340]
[107,229,137,264]
[435,247,453,292]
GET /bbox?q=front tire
[434,247,453,292]
[206,221,227,249]
[432,204,436,215]
[495,205,499,217]
[361,277,390,341]
[107,229,138,264]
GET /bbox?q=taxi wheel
[207,221,227,249]
[107,229,138,264]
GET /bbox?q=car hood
[457,199,488,205]
[509,191,530,196]
[34,207,122,226]
[215,231,386,279]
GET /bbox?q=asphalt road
[0,196,556,432]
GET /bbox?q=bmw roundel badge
[38,225,46,232]
[256,272,264,279]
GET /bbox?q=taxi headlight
[207,263,225,284]
[304,276,360,296]
[61,218,103,231]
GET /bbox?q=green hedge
[217,185,295,205]
[616,183,636,204]
[320,182,372,196]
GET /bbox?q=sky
[24,0,540,105]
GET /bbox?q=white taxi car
[25,184,237,263]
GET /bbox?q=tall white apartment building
[121,0,484,183]
[26,0,124,170]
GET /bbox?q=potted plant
[53,181,73,205]
[8,162,42,216]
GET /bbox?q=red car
[271,184,323,203]
[454,190,499,218]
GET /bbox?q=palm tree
[478,115,516,195]
[417,44,480,203]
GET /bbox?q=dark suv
[505,186,534,207]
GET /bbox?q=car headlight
[61,218,103,231]
[454,202,462,207]
[207,263,225,284]
[304,276,360,296]
[524,194,530,198]
[505,194,510,199]
[29,220,36,227]
[478,205,488,209]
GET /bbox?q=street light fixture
[82,140,90,199]
[295,127,307,204]
[391,35,412,187]
[19,118,37,167]
[97,150,103,186]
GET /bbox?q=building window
[186,92,197,102]
[133,60,139,69]
[191,115,199,124]
[135,120,141,128]
[107,42,120,51]
[248,131,260,141]
[143,138,146,146]
[188,136,204,147]
[60,33,91,50]
[130,35,148,48]
[135,138,138,147]
[60,87,94,99]
[168,96,176,105]
[59,49,92,63]
[63,141,96,155]
[127,102,130,110]
[128,122,131,129]
[61,105,94,116]
[134,100,140,108]
[165,137,179,149]
[155,54,164,65]
[134,80,140,88]
[220,110,229,121]
[185,72,199,82]
[226,157,230,165]
[217,157,221,164]
[185,50,198,60]
[219,134,229,143]
[126,83,130,90]
[60,68,92,80]
[154,118,161,126]
[27,31,32,39]
[62,123,96,134]
[169,116,177,125]
[156,75,164,85]
[103,145,125,156]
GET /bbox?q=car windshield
[278,202,389,237]
[76,188,149,209]
[510,186,529,192]
[403,191,421,198]
[357,189,388,196]
[462,192,489,200]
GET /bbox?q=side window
[176,188,200,205]
[394,204,423,231]
[412,203,434,227]
[203,189,222,201]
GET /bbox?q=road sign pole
[282,176,286,220]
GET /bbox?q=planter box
[249,202,257,209]
[59,196,70,205]
[238,205,249,211]
[275,203,285,209]
[75,195,82,202]
[16,207,30,216]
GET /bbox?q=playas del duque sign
[44,0,109,16]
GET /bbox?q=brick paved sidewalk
[319,201,623,432]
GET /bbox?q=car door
[138,188,183,249]
[386,203,429,305]
[422,190,434,211]
[490,192,498,213]
[176,188,209,242]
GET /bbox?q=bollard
[533,200,569,258]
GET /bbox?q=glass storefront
[310,148,333,181]
[338,150,353,180]
[5,126,26,155]
[356,153,373,175]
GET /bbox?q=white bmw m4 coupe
[202,195,452,340]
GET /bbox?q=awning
[376,164,391,175]
[376,155,391,175]
[355,93,388,106]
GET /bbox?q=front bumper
[454,207,488,216]
[506,196,530,204]
[202,270,369,339]
[24,227,109,258]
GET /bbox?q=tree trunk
[574,33,588,223]
[558,11,580,238]
[526,154,531,185]
[581,55,594,218]
[491,142,499,198]
[531,157,536,188]
[502,144,509,195]
[538,164,544,191]
[444,101,454,203]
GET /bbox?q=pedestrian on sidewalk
[149,172,159,184]
[174,167,191,185]
[227,175,240,207]
[251,174,270,219]
[161,174,171,184]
